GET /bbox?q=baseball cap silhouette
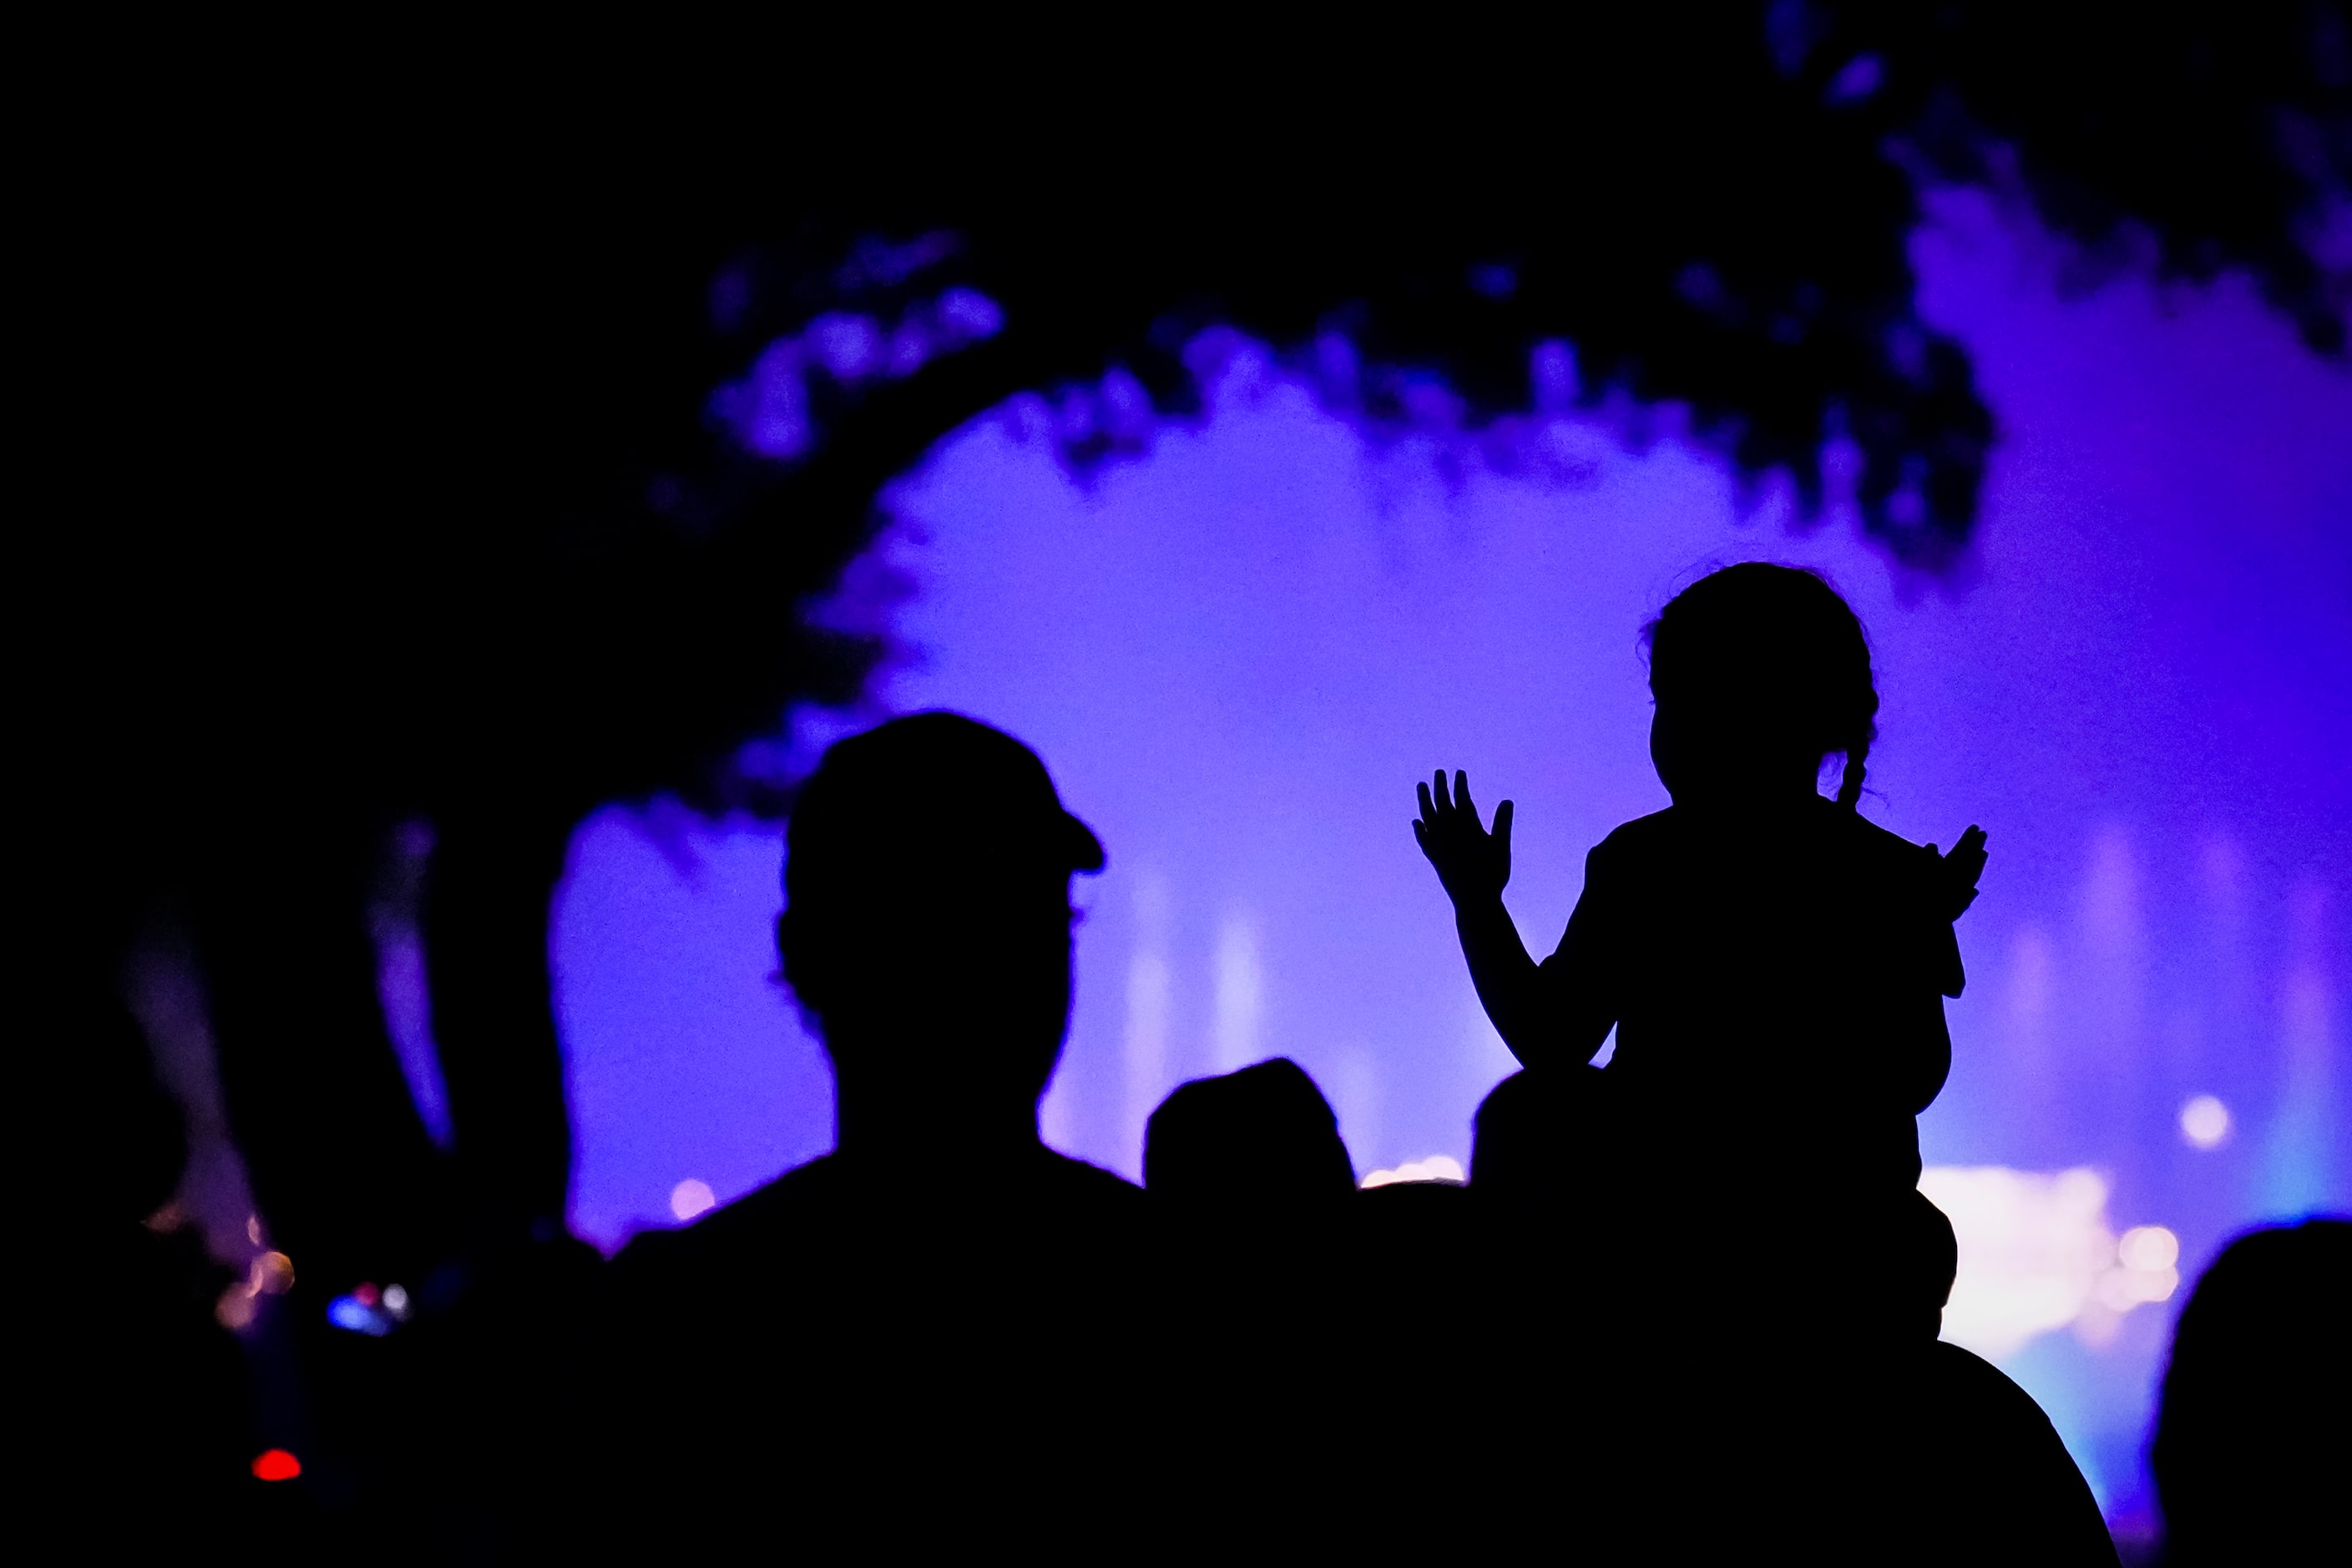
[786,713,1104,916]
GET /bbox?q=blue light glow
[327,1295,396,1337]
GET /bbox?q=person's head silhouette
[1144,1058,1356,1216]
[2152,1217,2351,1563]
[777,712,1105,1163]
[1644,562,1878,809]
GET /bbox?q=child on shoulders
[1417,562,1985,1216]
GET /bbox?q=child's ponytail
[1837,741,1868,811]
[1834,625,1879,811]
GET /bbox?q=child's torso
[1571,800,1955,1186]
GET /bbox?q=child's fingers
[1454,770,1475,820]
[1418,779,1436,823]
[1494,799,1515,847]
[1432,769,1452,814]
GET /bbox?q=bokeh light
[251,1251,296,1296]
[2178,1095,2231,1151]
[2117,1226,2179,1274]
[1920,1166,2117,1358]
[215,1284,258,1332]
[250,1449,301,1482]
[670,1179,717,1222]
[327,1292,397,1337]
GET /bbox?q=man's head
[777,713,1105,1138]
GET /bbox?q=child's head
[1643,563,1878,808]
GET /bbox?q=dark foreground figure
[2152,1217,2350,1565]
[569,697,2124,1558]
[577,715,1146,1550]
[1141,1056,1494,1550]
[52,993,254,1544]
[1135,1050,2114,1560]
[1413,564,2112,1559]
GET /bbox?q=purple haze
[549,190,2349,1520]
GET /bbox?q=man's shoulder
[1591,807,1678,862]
[1035,1150,1147,1209]
[625,1148,1140,1246]
[1925,1339,2044,1409]
[610,1155,842,1282]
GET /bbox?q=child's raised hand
[1414,769,1514,905]
[1929,823,1989,920]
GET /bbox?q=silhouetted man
[582,714,1145,1550]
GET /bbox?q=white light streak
[1361,1155,1464,1188]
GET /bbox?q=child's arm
[1415,771,1575,1066]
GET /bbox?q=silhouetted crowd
[64,570,2349,1561]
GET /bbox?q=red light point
[252,1449,302,1482]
